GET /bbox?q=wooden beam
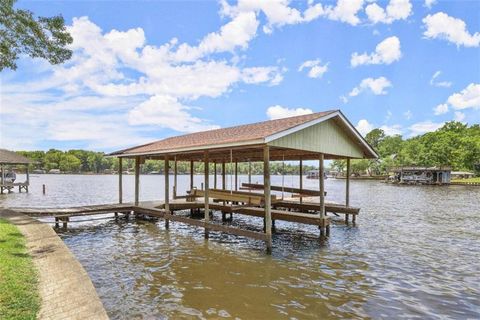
[173,157,177,199]
[134,156,140,206]
[204,151,210,238]
[263,145,272,254]
[346,158,351,224]
[165,155,170,229]
[235,161,238,191]
[242,183,324,196]
[299,159,303,204]
[222,160,226,190]
[190,160,194,190]
[26,165,29,192]
[346,158,350,206]
[118,158,123,204]
[319,153,326,236]
[214,162,217,189]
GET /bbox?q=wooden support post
[173,157,177,199]
[118,158,123,204]
[319,153,326,236]
[204,151,210,239]
[42,184,46,195]
[165,155,170,229]
[190,160,194,190]
[62,217,69,229]
[222,160,226,190]
[0,165,3,186]
[214,162,217,189]
[346,158,351,224]
[134,157,140,206]
[55,217,59,228]
[264,145,272,254]
[26,166,29,192]
[248,161,252,185]
[299,159,303,204]
[235,161,238,191]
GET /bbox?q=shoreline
[0,209,109,320]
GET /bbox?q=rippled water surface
[1,174,479,319]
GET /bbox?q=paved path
[0,209,109,320]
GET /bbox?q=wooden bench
[190,188,277,206]
[241,183,327,196]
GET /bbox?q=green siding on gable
[268,119,365,158]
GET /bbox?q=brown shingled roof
[0,149,34,164]
[113,110,337,156]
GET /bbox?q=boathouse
[0,149,33,193]
[390,166,451,185]
[110,110,378,252]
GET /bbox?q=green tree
[59,154,81,172]
[0,0,73,71]
[44,149,63,171]
[365,128,386,150]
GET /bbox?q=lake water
[1,174,479,319]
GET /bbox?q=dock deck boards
[11,196,353,242]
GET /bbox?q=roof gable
[114,110,336,155]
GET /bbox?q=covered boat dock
[110,110,378,252]
[0,149,33,194]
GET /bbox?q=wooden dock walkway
[12,197,359,245]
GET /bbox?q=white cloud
[220,0,325,34]
[173,11,259,61]
[266,105,313,120]
[424,0,437,9]
[355,119,374,136]
[404,110,412,120]
[433,103,449,115]
[447,83,480,110]
[355,119,403,136]
[380,124,403,136]
[408,121,443,136]
[0,13,291,150]
[423,12,480,47]
[128,95,220,132]
[241,67,285,85]
[351,36,402,67]
[365,0,412,24]
[298,59,329,78]
[349,77,392,97]
[429,71,452,88]
[325,0,364,26]
[454,111,466,122]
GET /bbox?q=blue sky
[1,0,479,152]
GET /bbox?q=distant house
[306,170,327,179]
[451,171,475,179]
[48,169,61,174]
[389,166,451,185]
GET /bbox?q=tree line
[16,149,317,175]
[332,121,480,176]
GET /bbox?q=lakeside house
[388,166,451,185]
[451,171,475,179]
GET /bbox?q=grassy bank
[452,177,480,183]
[0,218,40,320]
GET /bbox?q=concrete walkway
[0,209,109,320]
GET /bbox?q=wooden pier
[13,198,344,239]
